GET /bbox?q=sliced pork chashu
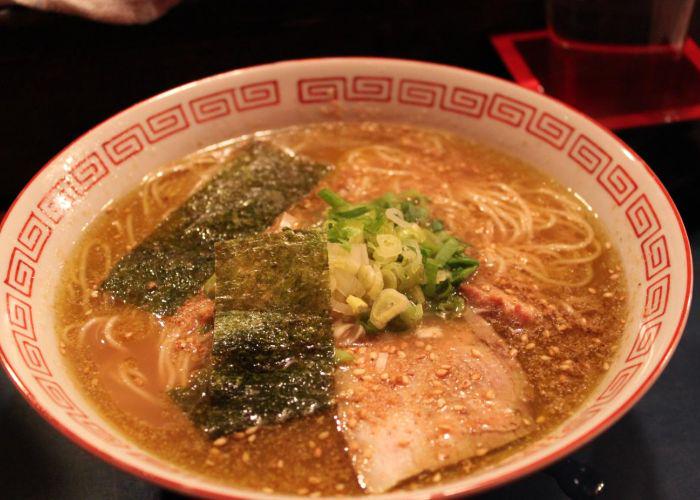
[335,309,534,493]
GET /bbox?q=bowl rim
[0,56,693,499]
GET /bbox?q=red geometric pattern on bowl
[68,153,110,195]
[37,178,78,224]
[567,134,612,174]
[641,233,671,280]
[103,106,189,165]
[298,76,393,103]
[6,293,34,339]
[626,194,661,238]
[642,274,670,324]
[189,81,281,123]
[4,248,35,297]
[233,80,281,110]
[0,60,690,500]
[189,90,235,123]
[526,112,574,150]
[597,163,638,206]
[17,212,51,262]
[627,321,662,362]
[13,331,51,375]
[487,93,536,127]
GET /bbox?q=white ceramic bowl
[0,58,692,499]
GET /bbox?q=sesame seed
[525,342,535,350]
[605,242,612,250]
[277,460,284,468]
[536,415,546,424]
[540,355,551,361]
[485,390,495,399]
[476,447,488,456]
[245,426,259,435]
[310,492,321,498]
[603,362,610,370]
[425,344,433,351]
[398,350,406,359]
[335,483,346,491]
[262,487,274,494]
[309,476,321,485]
[313,447,322,458]
[247,434,256,443]
[509,348,518,357]
[297,488,309,495]
[603,292,614,298]
[308,440,316,448]
[471,348,482,358]
[380,372,389,380]
[233,432,246,440]
[588,287,597,294]
[429,352,438,360]
[471,372,482,381]
[347,418,357,429]
[437,398,446,408]
[432,472,442,482]
[400,375,410,385]
[416,340,425,347]
[361,375,372,381]
[242,451,250,463]
[353,368,366,376]
[520,334,528,343]
[435,368,449,378]
[318,431,330,440]
[454,405,465,411]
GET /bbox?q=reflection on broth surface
[56,122,626,495]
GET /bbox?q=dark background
[1,1,699,499]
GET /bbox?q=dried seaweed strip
[215,230,330,316]
[171,312,333,436]
[101,142,331,316]
[171,230,334,438]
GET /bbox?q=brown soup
[55,122,626,495]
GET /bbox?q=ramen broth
[56,123,626,495]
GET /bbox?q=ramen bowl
[0,58,691,499]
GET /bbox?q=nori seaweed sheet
[100,142,331,316]
[171,230,333,437]
[215,231,330,316]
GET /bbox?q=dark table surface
[1,1,699,499]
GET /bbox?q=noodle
[54,123,627,495]
[115,360,163,405]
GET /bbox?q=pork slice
[460,283,540,325]
[335,309,534,493]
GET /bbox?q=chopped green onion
[336,205,370,218]
[434,238,462,266]
[320,189,479,333]
[203,274,217,299]
[334,349,355,364]
[318,188,349,209]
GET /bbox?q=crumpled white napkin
[8,0,180,24]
